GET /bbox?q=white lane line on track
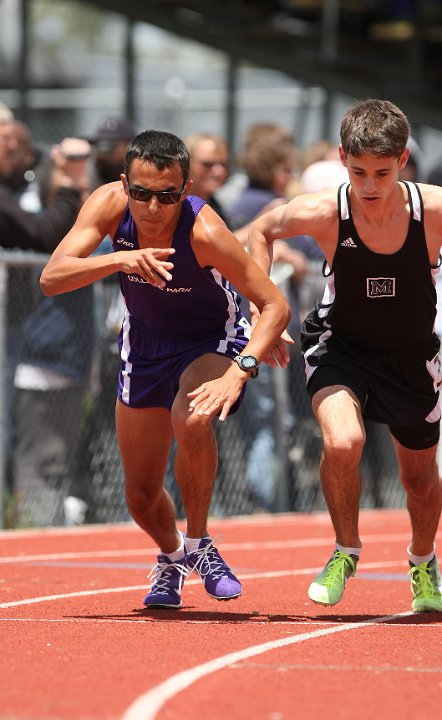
[3,532,441,564]
[0,560,408,609]
[120,610,414,720]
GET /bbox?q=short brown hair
[340,99,410,158]
[238,123,297,189]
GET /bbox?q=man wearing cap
[88,116,136,186]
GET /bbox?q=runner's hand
[262,330,294,368]
[119,247,175,288]
[188,373,246,422]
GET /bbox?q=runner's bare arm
[187,207,291,419]
[245,190,338,364]
[40,183,175,295]
[193,205,290,361]
[248,190,338,274]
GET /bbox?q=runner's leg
[312,385,365,549]
[116,401,181,554]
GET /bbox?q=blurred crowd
[2,98,442,526]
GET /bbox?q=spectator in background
[185,132,230,224]
[2,120,42,211]
[1,120,44,361]
[185,129,279,246]
[0,104,93,526]
[0,106,89,251]
[85,115,137,307]
[228,122,298,229]
[227,122,305,295]
[86,116,136,264]
[88,116,137,186]
[0,117,94,527]
[225,123,311,509]
[2,120,46,408]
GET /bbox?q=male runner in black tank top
[249,98,442,613]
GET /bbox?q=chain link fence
[0,251,405,530]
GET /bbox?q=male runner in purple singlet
[40,129,290,608]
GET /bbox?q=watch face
[235,355,258,377]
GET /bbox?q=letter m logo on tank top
[367,277,396,298]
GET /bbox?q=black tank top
[321,180,438,351]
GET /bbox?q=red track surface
[1,509,441,720]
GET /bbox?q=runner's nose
[147,195,160,212]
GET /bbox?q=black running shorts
[302,318,441,450]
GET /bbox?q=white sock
[185,535,208,553]
[407,544,435,566]
[336,543,362,558]
[163,532,185,561]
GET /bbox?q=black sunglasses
[127,181,186,205]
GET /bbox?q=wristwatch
[233,355,259,378]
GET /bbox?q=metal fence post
[272,363,291,512]
[270,263,295,513]
[0,259,7,528]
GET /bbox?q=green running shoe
[409,556,442,613]
[308,550,358,606]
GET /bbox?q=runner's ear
[398,148,410,171]
[121,174,129,196]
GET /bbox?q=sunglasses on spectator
[197,160,228,170]
[127,181,186,204]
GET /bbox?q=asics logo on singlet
[341,237,357,248]
[367,277,396,298]
[166,287,192,293]
[117,238,134,248]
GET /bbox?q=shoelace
[147,560,188,595]
[322,551,355,587]
[409,564,440,598]
[187,537,229,580]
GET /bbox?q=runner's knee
[322,430,365,470]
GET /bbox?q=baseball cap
[87,116,136,144]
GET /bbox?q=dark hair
[340,99,410,158]
[124,129,190,182]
